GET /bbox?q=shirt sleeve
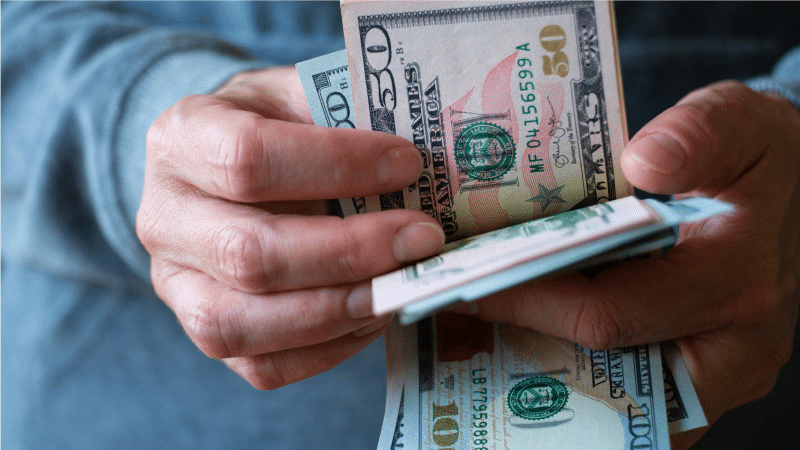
[748,46,800,109]
[1,2,266,288]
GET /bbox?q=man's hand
[456,81,800,448]
[136,67,444,389]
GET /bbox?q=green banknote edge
[399,197,733,324]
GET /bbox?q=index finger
[460,237,746,350]
[146,94,422,203]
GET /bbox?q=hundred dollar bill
[378,339,709,448]
[662,342,708,434]
[373,196,734,321]
[296,49,354,129]
[398,313,670,450]
[377,319,409,450]
[296,50,366,216]
[341,0,633,240]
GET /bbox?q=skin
[139,66,800,447]
[137,67,445,390]
[461,80,800,448]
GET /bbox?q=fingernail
[377,146,422,186]
[346,284,373,319]
[393,222,446,263]
[628,134,686,174]
[353,315,393,337]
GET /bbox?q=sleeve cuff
[747,46,800,110]
[111,50,268,281]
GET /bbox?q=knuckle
[209,114,269,202]
[220,71,253,90]
[237,349,343,391]
[145,116,168,156]
[147,95,204,156]
[183,301,239,359]
[144,120,175,176]
[730,268,784,327]
[685,80,751,112]
[671,101,724,153]
[752,374,780,401]
[335,223,369,280]
[238,354,290,391]
[306,289,347,334]
[767,340,793,374]
[135,192,172,255]
[146,96,222,189]
[678,81,761,159]
[148,260,181,304]
[571,297,627,350]
[212,224,275,292]
[135,204,159,251]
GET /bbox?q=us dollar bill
[395,314,671,450]
[378,338,708,450]
[373,196,732,320]
[296,50,366,216]
[377,320,409,450]
[341,0,633,240]
[374,195,657,316]
[662,342,708,434]
[296,49,354,129]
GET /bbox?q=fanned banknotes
[295,51,732,326]
[375,195,732,323]
[295,1,712,447]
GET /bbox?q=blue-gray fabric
[2,1,799,449]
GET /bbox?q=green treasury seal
[507,376,569,421]
[454,122,515,181]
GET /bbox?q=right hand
[136,66,445,389]
[451,81,800,448]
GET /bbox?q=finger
[222,320,390,390]
[153,262,390,360]
[620,80,788,195]
[139,190,444,293]
[214,66,314,125]
[459,237,750,350]
[146,94,422,203]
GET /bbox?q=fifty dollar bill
[340,0,633,240]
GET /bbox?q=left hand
[454,81,800,448]
[137,67,443,390]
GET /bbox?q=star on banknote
[527,183,567,210]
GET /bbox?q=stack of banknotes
[296,1,717,448]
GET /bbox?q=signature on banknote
[546,95,576,169]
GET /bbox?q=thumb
[620,80,772,195]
